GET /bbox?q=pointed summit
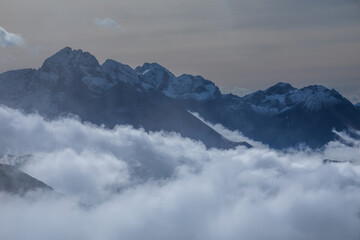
[135,62,175,90]
[134,62,219,100]
[136,62,174,76]
[265,82,297,95]
[37,47,105,89]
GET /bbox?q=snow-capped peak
[135,63,219,100]
[38,47,111,92]
[291,85,345,110]
[243,82,348,115]
[33,48,221,99]
[163,74,220,100]
[135,62,175,90]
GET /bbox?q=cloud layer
[0,106,360,240]
[93,18,121,30]
[0,26,24,48]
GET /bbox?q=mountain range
[1,47,359,149]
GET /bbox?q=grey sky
[0,0,359,100]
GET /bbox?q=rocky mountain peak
[291,85,352,111]
[40,47,100,73]
[135,62,175,90]
[265,82,297,95]
[37,47,104,89]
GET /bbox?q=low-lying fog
[0,106,359,240]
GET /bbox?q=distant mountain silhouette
[184,82,360,148]
[1,47,360,149]
[0,47,249,149]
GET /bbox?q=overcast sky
[0,0,359,100]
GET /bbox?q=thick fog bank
[0,106,359,240]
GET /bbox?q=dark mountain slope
[1,47,359,149]
[0,164,52,195]
[0,47,248,149]
[181,83,360,148]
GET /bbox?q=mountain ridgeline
[1,47,359,149]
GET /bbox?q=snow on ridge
[100,60,218,100]
[16,47,219,99]
[245,83,345,115]
[135,63,218,100]
[37,47,104,86]
[102,59,140,85]
[16,48,347,105]
[291,85,343,110]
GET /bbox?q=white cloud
[189,111,266,148]
[0,106,360,239]
[93,18,121,30]
[0,26,25,48]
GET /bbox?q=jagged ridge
[1,47,360,149]
[0,47,248,149]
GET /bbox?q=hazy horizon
[1,2,360,238]
[1,0,359,101]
